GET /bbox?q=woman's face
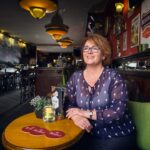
[82,40,103,66]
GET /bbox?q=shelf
[112,49,150,102]
[117,70,150,78]
[113,49,150,62]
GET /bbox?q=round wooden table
[2,112,84,150]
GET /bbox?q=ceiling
[0,0,110,53]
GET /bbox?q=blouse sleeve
[96,72,128,124]
[65,72,77,110]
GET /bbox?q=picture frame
[131,13,140,48]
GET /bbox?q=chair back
[128,101,150,150]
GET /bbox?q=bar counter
[35,67,64,96]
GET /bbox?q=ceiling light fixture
[19,0,58,19]
[57,37,73,48]
[45,12,69,40]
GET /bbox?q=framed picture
[131,14,140,48]
[141,0,150,45]
[123,31,127,51]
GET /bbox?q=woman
[65,34,137,150]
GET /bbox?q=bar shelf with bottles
[112,48,150,102]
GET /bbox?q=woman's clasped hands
[66,108,93,132]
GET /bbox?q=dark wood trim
[118,70,150,78]
[113,49,150,62]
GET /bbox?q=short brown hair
[82,34,111,65]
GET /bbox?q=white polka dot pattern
[65,68,135,139]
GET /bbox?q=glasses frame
[82,46,100,53]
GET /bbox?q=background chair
[128,101,150,150]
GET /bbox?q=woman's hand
[66,108,87,119]
[71,115,93,132]
[66,108,93,132]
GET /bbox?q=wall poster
[131,14,140,48]
[141,0,150,47]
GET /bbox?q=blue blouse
[66,68,135,139]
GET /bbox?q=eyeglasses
[82,46,100,53]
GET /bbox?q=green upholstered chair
[128,101,150,150]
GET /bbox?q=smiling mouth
[87,56,94,59]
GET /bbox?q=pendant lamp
[19,0,58,19]
[45,12,69,40]
[57,37,73,48]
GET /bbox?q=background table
[2,112,84,150]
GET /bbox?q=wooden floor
[0,90,33,149]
